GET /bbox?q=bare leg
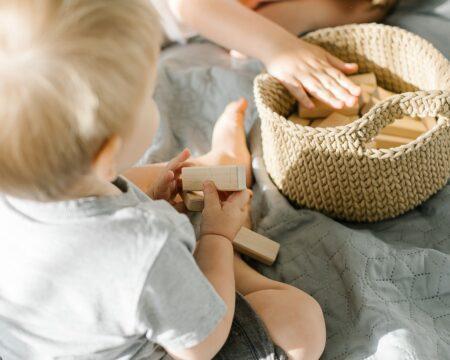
[234,255,326,360]
[194,98,252,187]
[257,0,395,36]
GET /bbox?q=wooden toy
[299,97,359,119]
[288,114,310,126]
[380,117,427,139]
[233,227,280,266]
[182,191,204,212]
[423,116,437,130]
[374,134,412,148]
[349,72,377,88]
[182,165,246,191]
[311,112,357,128]
[361,96,381,115]
[375,86,396,101]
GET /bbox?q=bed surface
[140,1,450,358]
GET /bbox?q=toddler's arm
[166,182,252,359]
[170,0,361,109]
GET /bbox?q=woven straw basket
[254,24,450,222]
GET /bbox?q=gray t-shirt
[0,177,226,359]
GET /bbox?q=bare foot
[194,99,253,187]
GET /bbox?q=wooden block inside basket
[374,134,412,148]
[361,96,381,115]
[182,165,246,191]
[288,114,310,126]
[299,98,359,119]
[312,112,357,128]
[423,116,437,130]
[349,72,377,88]
[233,227,280,266]
[375,86,397,101]
[182,191,204,212]
[380,117,427,139]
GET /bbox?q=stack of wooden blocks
[181,165,280,266]
[289,72,437,149]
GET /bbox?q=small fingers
[225,189,252,210]
[314,71,358,107]
[224,98,248,114]
[302,75,344,109]
[326,53,358,75]
[202,181,221,211]
[167,148,191,171]
[325,67,361,97]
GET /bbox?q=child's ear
[92,135,123,182]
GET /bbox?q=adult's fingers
[202,181,221,211]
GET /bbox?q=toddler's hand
[200,181,252,241]
[263,38,361,110]
[149,149,191,204]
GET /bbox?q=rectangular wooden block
[423,116,437,130]
[349,72,377,87]
[233,227,280,266]
[361,96,381,115]
[182,165,247,191]
[288,114,310,126]
[375,86,397,101]
[182,191,204,212]
[311,112,357,128]
[380,117,427,139]
[374,134,412,149]
[299,97,359,119]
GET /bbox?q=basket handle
[352,91,450,145]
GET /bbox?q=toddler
[0,1,325,359]
[158,0,397,110]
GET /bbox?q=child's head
[0,0,161,201]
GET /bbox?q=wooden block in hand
[288,114,310,126]
[423,116,437,130]
[233,227,280,266]
[182,165,247,191]
[311,112,357,128]
[349,73,377,87]
[182,191,204,212]
[380,117,427,139]
[299,98,359,119]
[374,134,412,149]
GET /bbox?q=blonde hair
[0,0,161,200]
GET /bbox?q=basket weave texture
[254,24,450,222]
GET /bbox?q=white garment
[150,0,197,44]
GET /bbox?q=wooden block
[233,227,280,266]
[182,191,204,212]
[374,134,412,149]
[375,86,397,101]
[182,165,247,191]
[311,112,357,128]
[361,96,381,115]
[422,116,437,130]
[288,114,310,126]
[380,117,427,139]
[349,72,377,87]
[299,98,359,119]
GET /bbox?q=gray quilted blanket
[140,1,450,358]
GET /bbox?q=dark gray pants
[214,293,288,360]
